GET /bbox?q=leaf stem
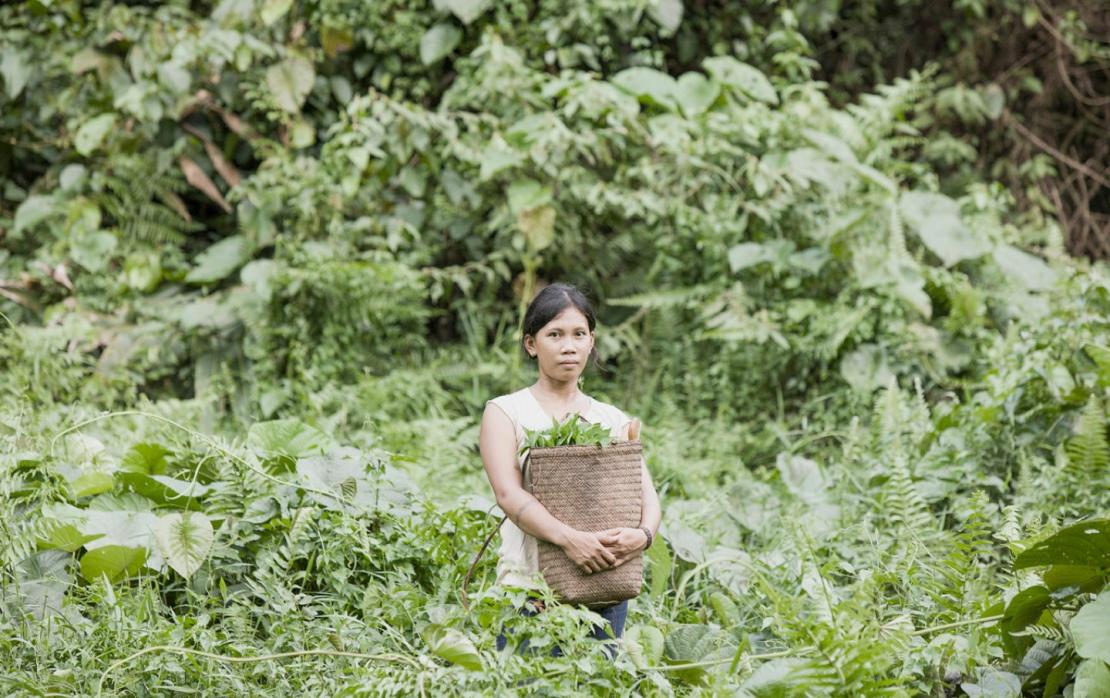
[649,647,799,672]
[910,614,1005,636]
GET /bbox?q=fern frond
[1065,396,1109,476]
[1015,624,1070,644]
[888,453,934,533]
[922,491,997,622]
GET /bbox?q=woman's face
[525,306,594,382]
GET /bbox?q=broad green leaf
[1001,586,1051,633]
[80,545,147,583]
[1073,592,1110,663]
[664,522,706,563]
[647,534,672,599]
[13,551,71,619]
[87,492,154,512]
[612,67,677,109]
[124,251,163,292]
[1,48,31,99]
[322,26,354,57]
[423,624,482,670]
[154,512,213,579]
[728,242,770,272]
[981,83,1005,120]
[782,147,852,194]
[803,129,858,164]
[290,118,315,147]
[440,0,489,25]
[1084,344,1110,388]
[241,259,280,301]
[775,453,828,504]
[420,23,462,65]
[1044,565,1105,592]
[675,72,719,117]
[709,591,740,628]
[178,296,237,330]
[992,244,1059,291]
[157,61,191,95]
[648,0,683,33]
[70,231,118,273]
[59,163,87,191]
[117,472,208,506]
[961,670,1021,698]
[741,658,810,693]
[185,235,254,285]
[517,205,555,252]
[507,179,552,214]
[14,195,58,234]
[890,258,931,317]
[260,0,293,25]
[297,446,373,508]
[839,343,895,394]
[37,524,103,552]
[900,191,990,267]
[70,47,103,75]
[266,56,315,113]
[248,418,333,466]
[702,56,777,104]
[1075,659,1110,698]
[120,443,171,475]
[69,471,115,498]
[74,114,117,156]
[1013,519,1110,570]
[478,137,523,181]
[625,625,664,669]
[78,509,159,554]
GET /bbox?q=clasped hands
[561,526,649,575]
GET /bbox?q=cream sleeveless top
[485,386,635,590]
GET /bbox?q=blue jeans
[495,598,629,659]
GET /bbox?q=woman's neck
[531,375,583,402]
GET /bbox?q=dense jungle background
[2,0,1109,695]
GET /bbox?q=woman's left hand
[597,527,649,567]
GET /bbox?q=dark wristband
[640,527,653,549]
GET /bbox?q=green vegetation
[1,0,1108,695]
[521,415,617,453]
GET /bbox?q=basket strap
[460,514,506,612]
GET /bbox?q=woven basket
[523,440,644,608]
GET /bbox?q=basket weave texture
[524,440,644,607]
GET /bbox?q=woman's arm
[479,402,617,574]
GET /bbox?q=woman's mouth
[559,360,578,366]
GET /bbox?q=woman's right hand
[560,528,618,574]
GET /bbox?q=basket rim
[525,439,642,455]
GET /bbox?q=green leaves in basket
[519,413,616,455]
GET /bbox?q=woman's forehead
[541,307,589,329]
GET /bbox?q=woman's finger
[599,547,617,565]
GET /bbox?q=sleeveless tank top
[485,386,635,590]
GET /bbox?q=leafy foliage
[0,0,1108,695]
[520,414,617,453]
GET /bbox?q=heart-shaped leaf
[154,512,213,579]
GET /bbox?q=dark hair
[521,282,602,370]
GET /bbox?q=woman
[478,282,662,656]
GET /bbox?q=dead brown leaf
[178,156,231,213]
